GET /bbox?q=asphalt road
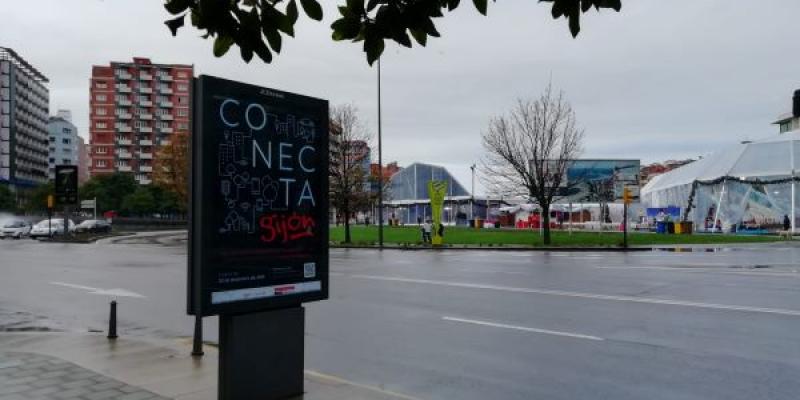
[1,234,800,399]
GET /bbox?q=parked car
[29,219,76,239]
[75,219,112,234]
[0,220,32,239]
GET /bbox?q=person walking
[783,215,791,231]
[422,220,432,244]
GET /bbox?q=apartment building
[89,57,192,184]
[0,47,49,190]
[47,110,80,180]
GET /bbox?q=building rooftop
[0,47,48,83]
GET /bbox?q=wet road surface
[1,234,800,399]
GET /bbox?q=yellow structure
[428,180,447,245]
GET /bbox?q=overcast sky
[3,1,799,194]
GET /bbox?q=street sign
[47,195,54,209]
[54,165,78,206]
[80,199,96,209]
[189,75,329,317]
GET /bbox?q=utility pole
[470,164,476,222]
[377,57,384,248]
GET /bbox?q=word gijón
[259,213,316,243]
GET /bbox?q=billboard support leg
[219,306,304,400]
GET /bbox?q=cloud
[2,1,799,195]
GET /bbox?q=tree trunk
[542,204,552,245]
[344,198,351,244]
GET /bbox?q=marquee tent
[641,131,800,232]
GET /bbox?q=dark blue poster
[189,75,329,316]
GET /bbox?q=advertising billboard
[189,75,329,316]
[561,159,641,203]
[54,165,78,206]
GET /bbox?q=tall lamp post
[470,164,476,221]
[377,58,384,248]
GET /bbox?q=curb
[331,245,654,252]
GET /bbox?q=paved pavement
[0,333,416,400]
[2,234,800,399]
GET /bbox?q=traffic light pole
[623,201,628,249]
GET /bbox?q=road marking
[596,266,800,276]
[304,370,424,400]
[349,274,800,317]
[442,316,603,341]
[50,282,146,298]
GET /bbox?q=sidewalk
[0,333,419,400]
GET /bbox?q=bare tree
[481,84,584,245]
[329,104,372,243]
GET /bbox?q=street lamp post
[470,164,476,221]
[377,57,384,248]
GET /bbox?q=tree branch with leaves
[481,83,583,244]
[164,0,621,65]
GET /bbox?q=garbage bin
[656,221,667,234]
[475,218,484,229]
[667,221,675,234]
[674,222,684,234]
[677,221,693,234]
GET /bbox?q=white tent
[641,131,800,232]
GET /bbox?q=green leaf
[473,0,487,15]
[213,34,235,57]
[287,0,299,23]
[164,0,191,15]
[240,46,254,63]
[364,34,384,65]
[264,27,282,53]
[164,15,185,36]
[409,28,427,46]
[346,0,365,16]
[331,17,362,41]
[299,0,323,21]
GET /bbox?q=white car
[0,220,32,239]
[29,219,76,239]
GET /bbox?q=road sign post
[55,165,78,236]
[623,187,632,249]
[189,75,329,400]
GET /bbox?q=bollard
[191,315,204,357]
[107,301,118,340]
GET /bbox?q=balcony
[117,72,132,80]
[117,151,133,160]
[139,113,153,120]
[139,165,153,172]
[116,85,132,93]
[116,124,132,133]
[116,138,132,146]
[139,73,153,81]
[159,126,173,134]
[159,114,173,121]
[116,98,132,107]
[117,165,132,172]
[118,113,133,120]
[139,139,153,146]
[139,87,153,94]
[138,178,152,185]
[159,101,173,108]
[139,100,153,107]
[138,127,153,133]
[159,140,171,146]
[158,74,173,82]
[159,87,173,95]
[139,152,153,160]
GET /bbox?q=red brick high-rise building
[88,57,192,184]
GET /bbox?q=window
[178,96,188,105]
[62,128,71,134]
[97,160,107,168]
[96,94,107,102]
[62,148,71,153]
[139,95,150,102]
[62,138,71,145]
[177,83,188,92]
[96,107,106,116]
[62,158,71,164]
[115,94,128,102]
[156,96,168,103]
[49,137,55,142]
[96,147,107,154]
[96,122,107,129]
[96,82,108,89]
[177,122,189,130]
[177,71,188,78]
[48,157,55,163]
[177,109,188,117]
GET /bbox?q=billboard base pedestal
[219,306,304,400]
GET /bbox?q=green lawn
[330,225,780,247]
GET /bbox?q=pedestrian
[422,220,432,244]
[783,215,791,231]
[438,223,445,238]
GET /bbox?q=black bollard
[191,315,204,357]
[107,301,118,340]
